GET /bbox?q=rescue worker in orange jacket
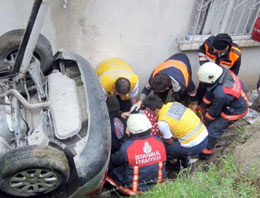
[197,62,248,159]
[197,33,242,102]
[130,53,196,112]
[96,58,139,112]
[106,113,167,196]
[199,33,241,75]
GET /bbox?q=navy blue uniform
[201,69,248,149]
[197,36,242,102]
[199,36,241,75]
[107,135,167,196]
[143,53,195,103]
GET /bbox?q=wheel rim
[9,168,60,194]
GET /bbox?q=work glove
[130,101,142,113]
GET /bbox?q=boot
[199,148,214,160]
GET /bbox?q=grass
[235,125,249,143]
[136,155,259,198]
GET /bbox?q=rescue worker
[197,33,242,102]
[107,97,127,154]
[106,113,167,196]
[96,58,139,112]
[197,62,248,159]
[199,33,241,75]
[143,95,208,168]
[130,53,196,112]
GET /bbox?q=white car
[0,1,111,198]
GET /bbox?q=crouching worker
[106,113,167,196]
[197,63,248,159]
[96,58,139,112]
[143,95,208,168]
[130,53,196,113]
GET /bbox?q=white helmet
[197,62,223,84]
[127,113,152,134]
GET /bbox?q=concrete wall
[0,0,259,90]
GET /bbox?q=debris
[243,108,260,124]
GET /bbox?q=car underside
[0,1,111,198]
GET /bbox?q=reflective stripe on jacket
[152,59,189,87]
[199,36,241,75]
[109,135,167,194]
[203,70,248,121]
[158,102,207,146]
[149,53,193,91]
[204,44,241,69]
[96,59,139,100]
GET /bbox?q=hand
[121,112,131,118]
[189,104,204,114]
[130,101,142,113]
[202,114,211,126]
[188,88,197,97]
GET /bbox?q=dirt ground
[187,110,260,179]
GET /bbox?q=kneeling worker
[96,58,139,112]
[197,62,248,159]
[131,53,196,112]
[143,95,208,167]
[106,113,167,196]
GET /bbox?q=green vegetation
[137,155,259,198]
[235,125,249,143]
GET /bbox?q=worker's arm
[111,147,126,167]
[164,137,174,145]
[199,42,209,65]
[129,80,139,104]
[230,56,241,75]
[130,81,151,112]
[158,121,174,145]
[204,90,227,125]
[186,78,196,96]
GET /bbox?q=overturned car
[0,1,111,198]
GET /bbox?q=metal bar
[249,5,260,34]
[13,0,43,74]
[208,0,218,33]
[194,0,205,35]
[233,0,248,10]
[234,0,249,35]
[242,0,256,35]
[225,2,236,33]
[249,0,260,9]
[216,0,229,11]
[219,0,234,32]
[14,0,50,79]
[197,0,213,11]
[0,89,50,109]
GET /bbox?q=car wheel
[0,29,53,74]
[0,145,70,197]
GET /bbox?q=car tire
[0,145,70,197]
[0,29,53,74]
